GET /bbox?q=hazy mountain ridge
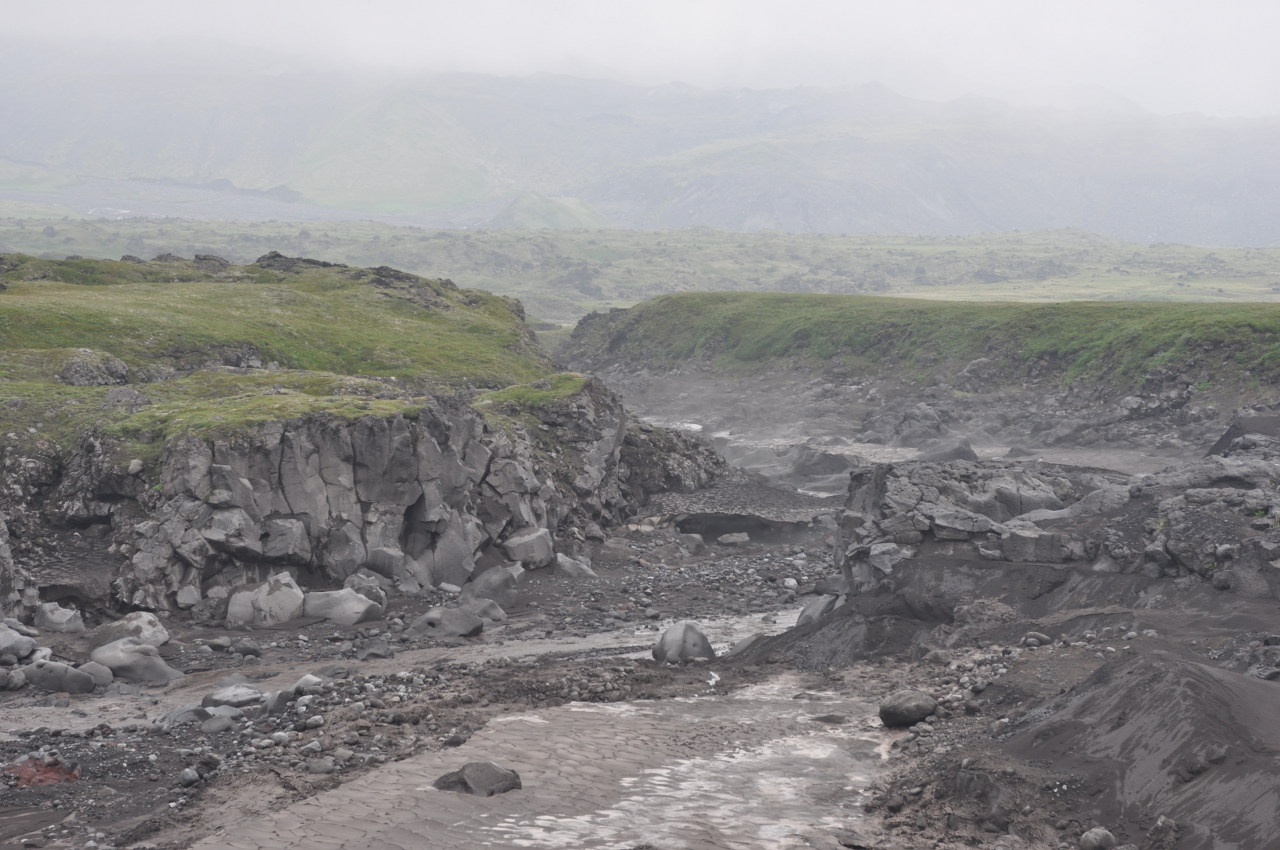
[2,56,1278,244]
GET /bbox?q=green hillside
[0,252,557,461]
[2,220,1276,327]
[564,292,1280,391]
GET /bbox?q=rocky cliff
[0,253,727,617]
[9,378,723,614]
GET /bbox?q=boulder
[407,607,484,639]
[1079,827,1117,850]
[501,527,554,567]
[90,637,184,685]
[88,611,169,648]
[917,437,979,463]
[459,597,507,622]
[160,704,243,732]
[77,661,114,687]
[879,690,938,727]
[343,570,388,607]
[461,566,519,610]
[303,588,384,626]
[652,621,716,663]
[202,684,265,708]
[554,553,598,580]
[0,624,36,660]
[432,762,522,796]
[20,660,96,695]
[677,533,707,555]
[796,594,841,627]
[33,602,85,634]
[226,572,305,628]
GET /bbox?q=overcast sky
[8,0,1280,117]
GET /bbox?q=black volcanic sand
[741,553,1280,850]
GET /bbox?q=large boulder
[459,597,507,622]
[652,621,716,663]
[461,566,519,610]
[433,762,522,796]
[879,690,938,727]
[554,553,598,579]
[1079,827,1117,850]
[20,660,96,694]
[77,661,114,687]
[407,607,484,639]
[0,624,36,660]
[88,611,169,648]
[226,573,305,628]
[90,637,184,685]
[502,527,554,567]
[303,588,384,626]
[33,602,85,634]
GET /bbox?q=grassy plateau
[1,221,1277,334]
[563,291,1280,392]
[0,252,560,464]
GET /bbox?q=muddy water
[484,677,884,849]
[193,610,891,850]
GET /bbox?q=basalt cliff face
[6,378,723,616]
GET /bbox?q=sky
[7,0,1280,117]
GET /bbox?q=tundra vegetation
[0,252,558,463]
[1,220,1277,330]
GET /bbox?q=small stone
[179,767,201,787]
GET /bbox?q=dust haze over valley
[2,3,1280,850]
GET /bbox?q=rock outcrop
[840,435,1280,598]
[29,379,721,612]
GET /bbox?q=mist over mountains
[2,48,1278,245]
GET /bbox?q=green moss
[0,253,552,387]
[477,372,588,408]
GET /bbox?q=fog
[5,0,1279,117]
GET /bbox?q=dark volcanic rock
[433,762,522,796]
[878,689,937,727]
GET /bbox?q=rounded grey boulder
[408,607,484,638]
[91,637,184,685]
[77,661,114,687]
[461,566,520,610]
[88,611,169,648]
[878,689,938,727]
[1080,827,1117,850]
[652,621,716,663]
[21,660,96,694]
[303,588,384,626]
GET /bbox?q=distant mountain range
[2,45,1277,245]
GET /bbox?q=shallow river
[192,612,889,850]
